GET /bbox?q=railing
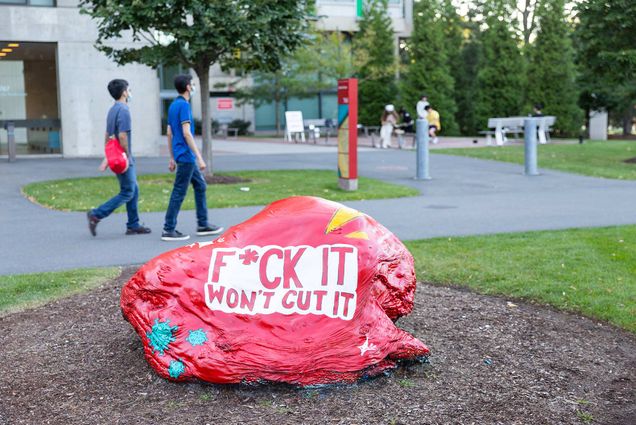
[1,119,62,162]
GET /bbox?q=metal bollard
[415,118,431,180]
[7,121,16,163]
[524,118,539,176]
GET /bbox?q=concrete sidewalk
[1,140,635,274]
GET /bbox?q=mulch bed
[204,175,251,185]
[623,157,636,164]
[1,267,634,425]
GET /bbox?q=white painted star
[358,335,377,356]
[196,241,215,248]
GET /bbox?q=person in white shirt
[380,104,399,149]
[416,95,429,119]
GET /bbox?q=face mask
[190,85,196,95]
[126,89,132,102]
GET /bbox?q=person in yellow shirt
[425,105,441,144]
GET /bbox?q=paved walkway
[1,139,635,274]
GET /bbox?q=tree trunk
[196,65,213,175]
[520,0,536,46]
[275,96,281,136]
[623,104,634,136]
[274,77,281,137]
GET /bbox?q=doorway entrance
[0,42,61,155]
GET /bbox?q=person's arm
[182,122,206,171]
[99,157,109,172]
[117,107,132,156]
[98,131,109,171]
[117,131,129,156]
[167,125,176,172]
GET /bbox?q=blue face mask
[126,89,132,103]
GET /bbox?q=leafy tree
[474,0,526,130]
[353,0,397,126]
[232,31,353,135]
[453,19,482,135]
[516,0,539,46]
[575,0,636,135]
[526,0,582,136]
[400,0,459,134]
[440,0,465,136]
[297,31,354,85]
[80,0,308,174]
[233,61,308,136]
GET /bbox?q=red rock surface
[121,196,429,385]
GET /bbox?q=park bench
[359,124,415,149]
[358,125,381,147]
[216,117,239,139]
[304,118,336,143]
[480,116,556,146]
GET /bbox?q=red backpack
[105,107,129,174]
[105,136,128,174]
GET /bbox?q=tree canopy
[575,0,636,134]
[232,31,353,134]
[526,0,581,135]
[474,1,526,129]
[353,0,397,126]
[401,0,459,134]
[80,0,309,172]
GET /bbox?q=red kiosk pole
[337,78,358,191]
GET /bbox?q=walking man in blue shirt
[86,79,151,237]
[162,74,223,241]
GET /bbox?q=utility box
[589,110,608,141]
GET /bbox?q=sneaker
[126,225,152,235]
[161,230,190,241]
[196,225,224,236]
[87,211,100,237]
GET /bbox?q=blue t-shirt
[168,96,195,163]
[106,102,133,163]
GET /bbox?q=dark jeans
[92,163,140,229]
[163,162,208,232]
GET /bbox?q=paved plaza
[1,138,635,274]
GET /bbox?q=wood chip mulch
[1,267,634,425]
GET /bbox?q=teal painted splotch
[186,329,208,347]
[168,359,185,379]
[146,318,178,356]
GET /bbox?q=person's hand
[197,157,207,171]
[99,158,108,172]
[168,159,176,172]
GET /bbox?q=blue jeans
[163,162,208,232]
[92,163,140,229]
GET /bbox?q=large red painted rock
[121,196,429,385]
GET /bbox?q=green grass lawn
[405,225,636,333]
[0,268,120,315]
[434,140,636,180]
[22,169,419,213]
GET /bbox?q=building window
[0,0,56,6]
[158,64,188,134]
[158,64,186,91]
